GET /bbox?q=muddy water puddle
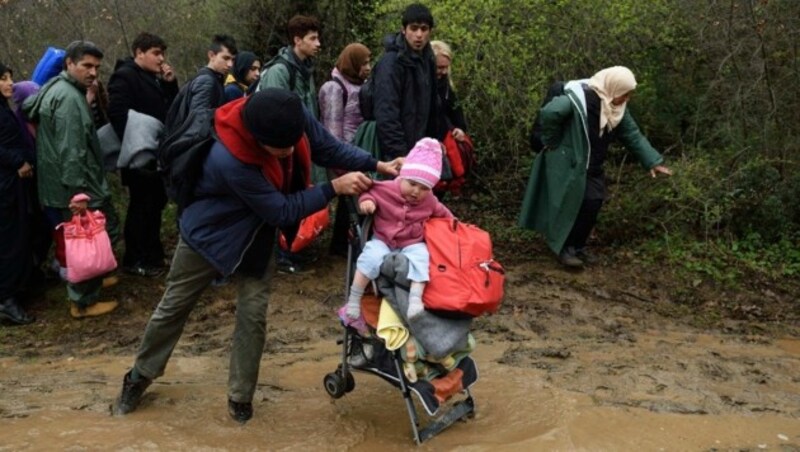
[1,335,799,451]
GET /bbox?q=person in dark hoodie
[373,3,438,160]
[224,51,261,103]
[112,88,403,424]
[107,32,179,278]
[0,62,36,325]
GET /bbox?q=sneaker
[102,275,119,289]
[227,399,253,424]
[112,370,152,416]
[575,248,599,265]
[558,247,584,268]
[347,340,374,368]
[70,300,118,318]
[124,265,164,278]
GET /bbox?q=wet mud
[1,252,799,450]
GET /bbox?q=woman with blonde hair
[430,40,467,142]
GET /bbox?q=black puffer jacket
[107,57,179,139]
[373,33,438,159]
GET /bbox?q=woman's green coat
[518,82,663,253]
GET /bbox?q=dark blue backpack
[529,81,565,153]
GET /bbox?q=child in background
[344,137,453,321]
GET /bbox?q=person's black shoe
[276,255,307,275]
[0,297,35,325]
[124,265,164,278]
[112,370,152,416]
[228,399,253,424]
[558,247,584,268]
[575,248,599,265]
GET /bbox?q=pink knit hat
[399,138,442,188]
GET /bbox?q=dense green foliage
[1,0,798,282]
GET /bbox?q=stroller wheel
[324,372,346,398]
[342,370,355,393]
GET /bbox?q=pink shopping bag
[57,210,117,283]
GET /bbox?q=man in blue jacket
[112,89,401,424]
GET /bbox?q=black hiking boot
[228,399,253,424]
[112,370,152,416]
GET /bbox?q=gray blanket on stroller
[377,252,472,359]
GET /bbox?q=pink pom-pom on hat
[399,137,442,188]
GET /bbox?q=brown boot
[70,300,119,319]
[102,275,119,288]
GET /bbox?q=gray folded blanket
[117,109,164,169]
[377,251,472,359]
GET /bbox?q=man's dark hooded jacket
[373,33,438,160]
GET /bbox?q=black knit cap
[242,88,305,148]
[402,3,434,28]
[0,62,11,77]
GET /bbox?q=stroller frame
[322,199,476,444]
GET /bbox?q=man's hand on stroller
[332,172,372,196]
[359,200,376,214]
[376,157,404,177]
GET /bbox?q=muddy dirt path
[1,252,799,450]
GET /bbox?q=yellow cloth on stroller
[376,298,409,350]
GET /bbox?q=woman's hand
[359,200,376,214]
[452,128,466,142]
[649,165,673,178]
[376,157,404,177]
[17,162,34,178]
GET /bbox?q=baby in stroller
[343,137,453,322]
[329,138,478,444]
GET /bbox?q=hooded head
[588,66,637,134]
[335,43,371,84]
[12,80,39,109]
[242,88,305,148]
[232,51,259,86]
[399,137,442,188]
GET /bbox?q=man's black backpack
[358,76,375,121]
[358,58,382,121]
[158,108,216,213]
[529,80,566,152]
[158,76,217,213]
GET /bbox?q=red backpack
[434,130,477,195]
[422,218,505,317]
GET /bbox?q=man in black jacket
[373,3,438,160]
[108,32,179,277]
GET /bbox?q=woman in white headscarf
[519,66,672,268]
